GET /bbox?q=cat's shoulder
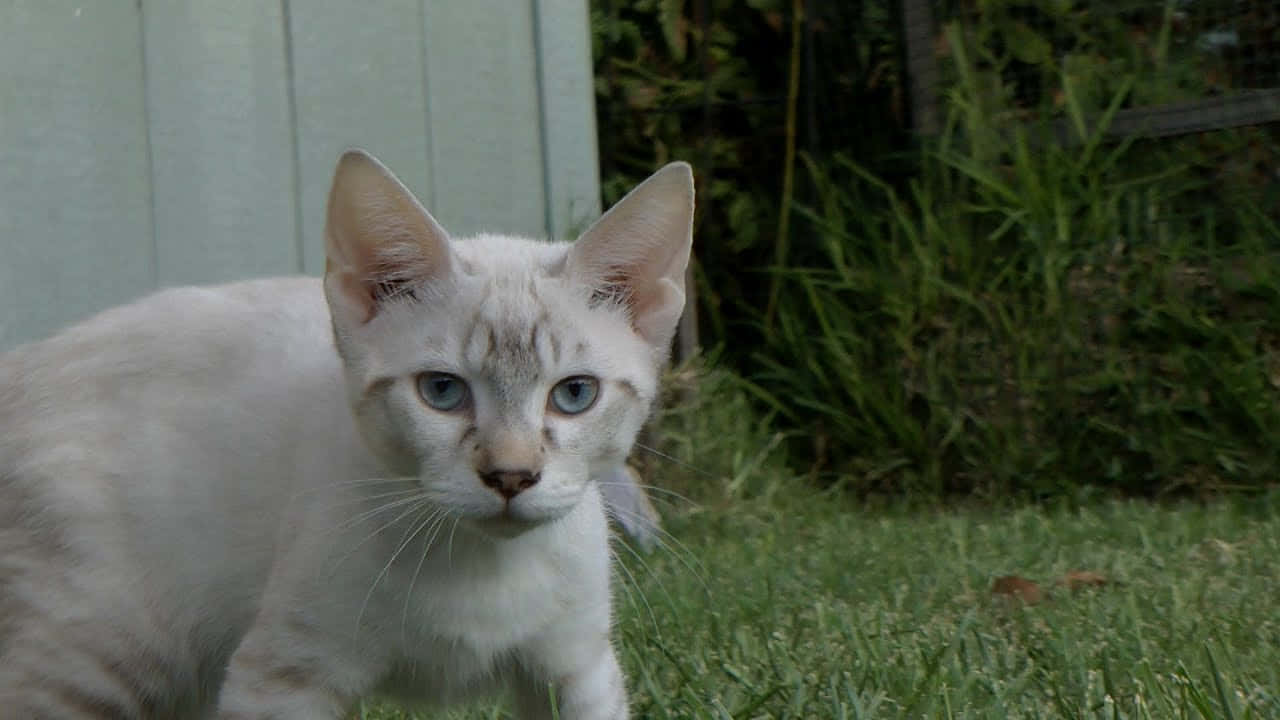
[0,276,333,399]
[116,275,327,331]
[12,275,325,352]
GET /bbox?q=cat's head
[322,150,693,537]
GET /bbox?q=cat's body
[0,275,613,716]
[0,152,694,718]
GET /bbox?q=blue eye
[550,376,599,415]
[417,373,468,411]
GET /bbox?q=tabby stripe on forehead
[488,323,546,379]
[461,310,481,354]
[548,325,562,364]
[461,311,495,366]
[530,311,561,364]
[486,326,501,361]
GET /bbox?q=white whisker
[315,487,422,514]
[355,503,438,638]
[634,442,719,480]
[400,509,453,640]
[609,543,661,640]
[609,518,685,611]
[289,477,415,501]
[330,495,430,573]
[607,503,710,596]
[335,493,432,533]
[595,481,701,510]
[446,515,462,569]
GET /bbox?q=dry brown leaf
[1056,570,1108,590]
[991,575,1044,605]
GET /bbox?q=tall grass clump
[636,356,792,507]
[751,30,1280,498]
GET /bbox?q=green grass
[361,487,1279,718]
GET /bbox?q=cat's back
[2,275,332,403]
[0,275,336,460]
[0,275,351,551]
[0,276,358,715]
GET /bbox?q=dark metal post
[675,0,712,364]
[901,0,940,135]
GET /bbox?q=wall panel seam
[281,0,306,273]
[137,0,159,288]
[531,0,555,240]
[418,0,438,213]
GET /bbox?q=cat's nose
[479,470,541,500]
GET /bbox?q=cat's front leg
[513,639,629,720]
[214,614,382,720]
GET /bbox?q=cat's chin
[469,512,553,539]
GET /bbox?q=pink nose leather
[480,470,540,499]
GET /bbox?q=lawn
[362,488,1280,718]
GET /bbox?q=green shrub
[749,32,1280,496]
[590,0,909,342]
[594,2,1280,498]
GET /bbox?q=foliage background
[590,0,1280,498]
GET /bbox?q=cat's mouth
[461,482,583,538]
[472,511,544,539]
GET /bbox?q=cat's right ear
[323,149,453,326]
[566,162,694,353]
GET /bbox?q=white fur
[0,151,694,719]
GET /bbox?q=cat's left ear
[567,162,694,353]
[323,149,453,326]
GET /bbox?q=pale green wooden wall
[0,0,601,349]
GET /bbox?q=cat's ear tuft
[324,149,452,325]
[567,162,694,353]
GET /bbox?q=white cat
[0,150,694,718]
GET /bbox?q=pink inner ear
[632,278,685,348]
[328,219,452,323]
[324,150,454,326]
[566,164,693,348]
[588,268,636,307]
[329,269,378,325]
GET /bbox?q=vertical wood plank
[143,1,299,286]
[534,0,602,239]
[0,1,154,349]
[287,0,432,275]
[423,0,548,238]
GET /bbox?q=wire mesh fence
[901,0,1280,223]
[594,1,1280,194]
[907,0,1280,136]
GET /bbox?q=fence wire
[903,0,1280,216]
[937,0,1279,101]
